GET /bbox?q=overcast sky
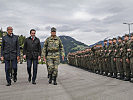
[0,0,133,45]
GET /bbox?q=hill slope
[40,35,89,63]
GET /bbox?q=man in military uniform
[42,27,65,85]
[128,34,133,82]
[106,39,113,77]
[110,38,117,78]
[103,40,108,76]
[122,34,130,81]
[115,37,124,79]
[99,47,104,75]
[94,47,99,74]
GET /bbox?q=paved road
[0,63,133,100]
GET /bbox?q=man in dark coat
[23,29,41,85]
[1,26,20,86]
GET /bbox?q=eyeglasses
[31,33,35,34]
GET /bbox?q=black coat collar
[28,36,37,40]
[7,33,14,37]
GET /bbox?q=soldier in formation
[67,34,133,83]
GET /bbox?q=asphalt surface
[0,63,133,100]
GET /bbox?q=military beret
[130,33,133,37]
[109,39,112,41]
[51,27,56,32]
[118,36,122,40]
[124,34,129,37]
[113,38,117,40]
[104,40,107,42]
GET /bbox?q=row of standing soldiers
[67,34,133,83]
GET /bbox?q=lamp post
[123,22,133,36]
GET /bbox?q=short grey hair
[7,26,13,31]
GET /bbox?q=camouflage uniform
[99,47,104,75]
[110,38,117,78]
[115,37,124,79]
[42,27,65,85]
[103,41,108,75]
[122,34,130,81]
[106,41,113,77]
[129,34,133,82]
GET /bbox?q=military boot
[130,74,133,83]
[99,71,103,75]
[123,76,130,81]
[53,76,57,85]
[103,72,107,76]
[107,73,112,77]
[130,78,133,83]
[116,73,121,79]
[120,74,124,80]
[111,73,117,78]
[49,74,52,84]
[96,70,99,74]
[47,74,50,78]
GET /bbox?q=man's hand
[62,56,64,61]
[17,56,20,62]
[43,56,46,62]
[114,58,116,61]
[1,56,4,61]
[126,58,129,63]
[127,49,131,52]
[120,59,122,62]
[38,56,41,60]
[120,48,123,51]
[23,55,26,59]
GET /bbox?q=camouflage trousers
[46,58,60,77]
[107,57,112,73]
[46,61,49,74]
[111,56,117,74]
[103,58,108,73]
[116,58,124,74]
[130,57,133,77]
[122,57,130,77]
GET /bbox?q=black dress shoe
[32,81,36,85]
[13,76,17,82]
[6,82,11,86]
[28,76,31,82]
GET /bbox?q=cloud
[0,0,133,45]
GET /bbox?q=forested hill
[40,35,89,63]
